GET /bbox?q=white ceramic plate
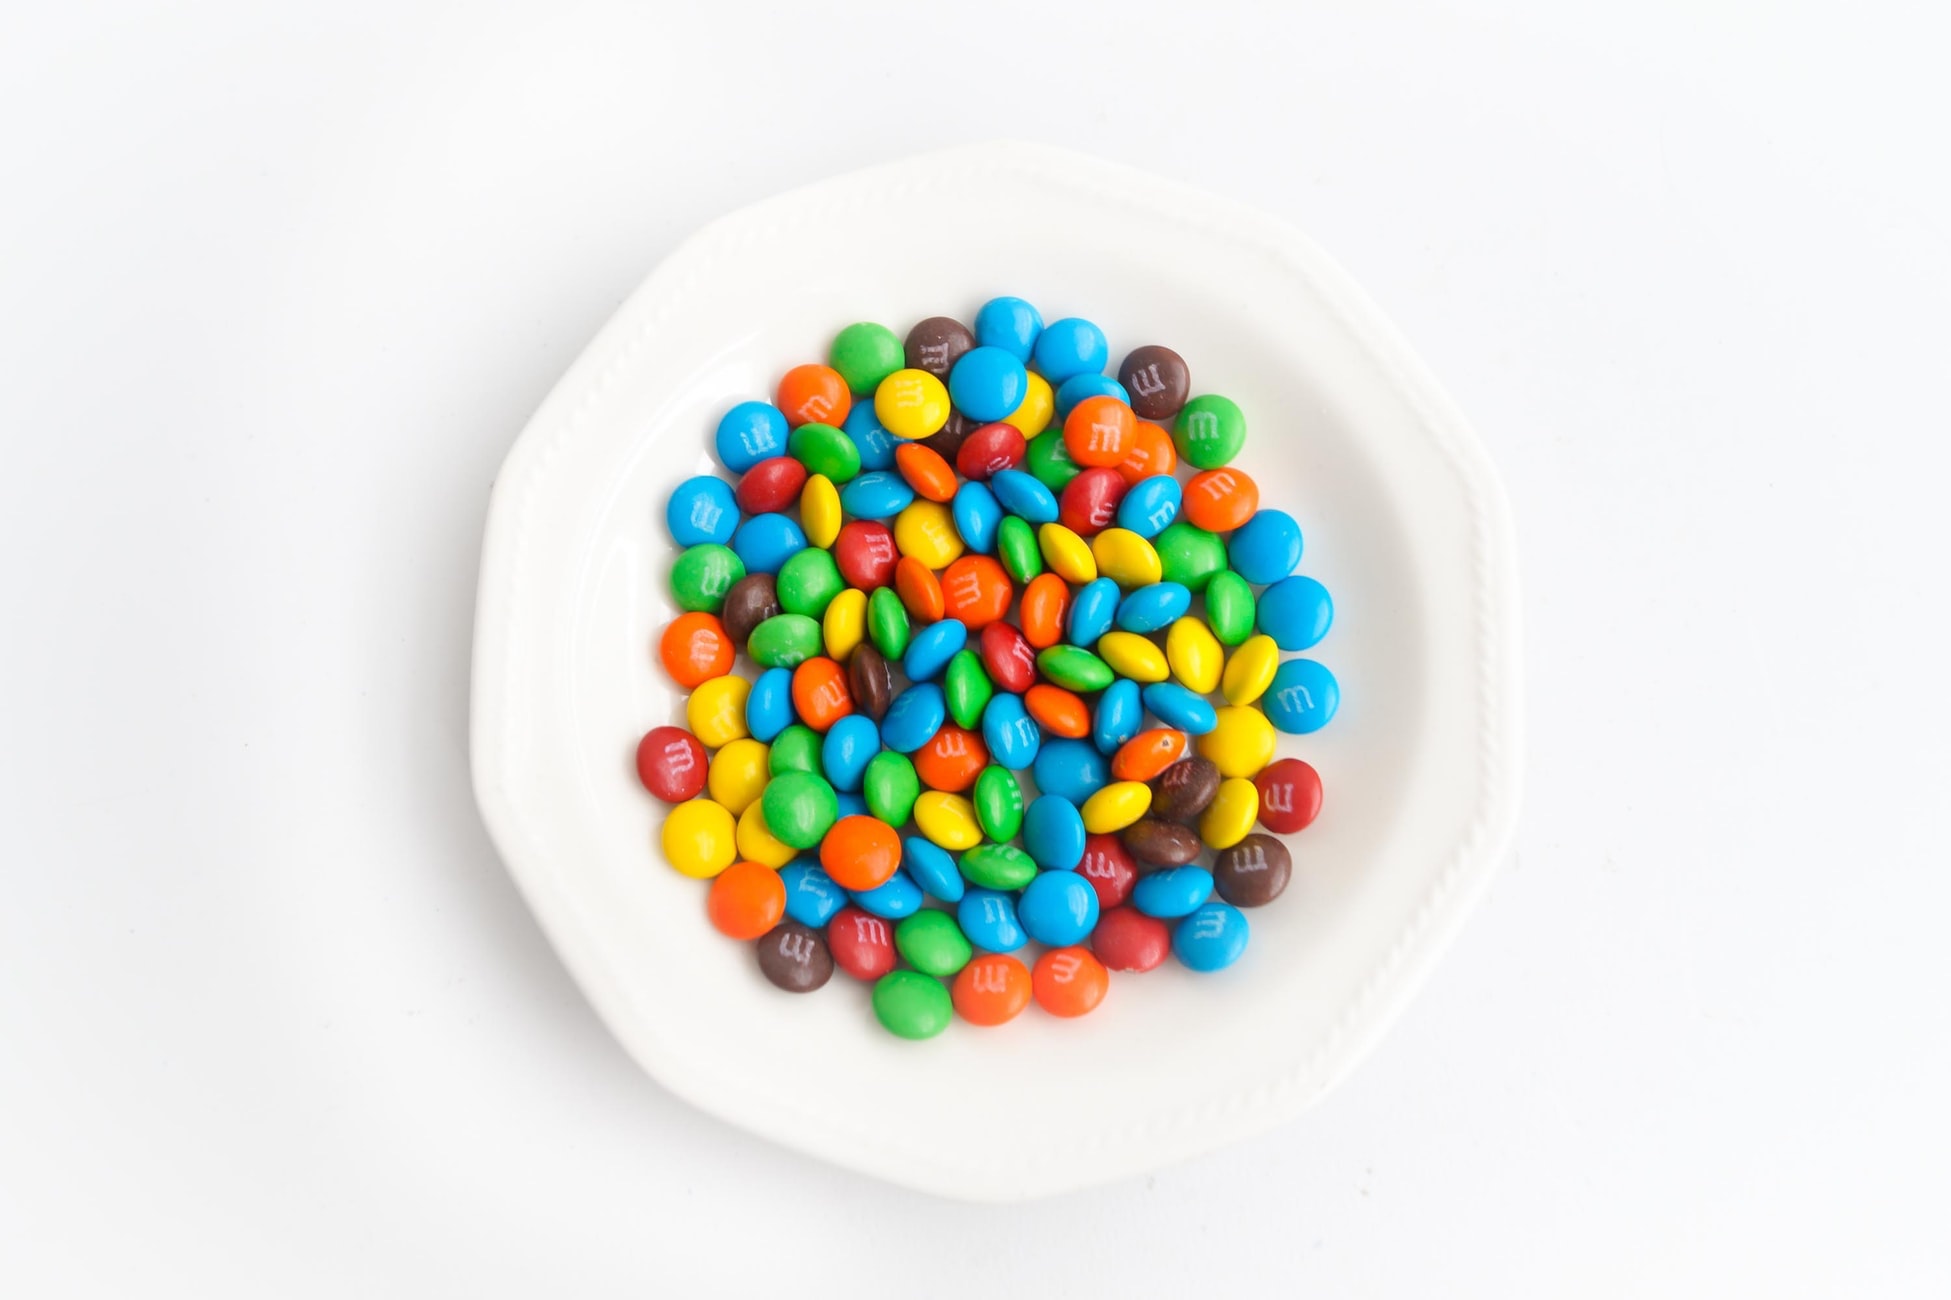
[470,142,1521,1201]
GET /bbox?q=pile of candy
[636,298,1336,1039]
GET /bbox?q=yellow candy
[661,799,737,878]
[1002,370,1055,436]
[1221,634,1280,706]
[801,473,842,548]
[1196,706,1277,778]
[822,587,866,662]
[1165,616,1222,693]
[1038,523,1097,584]
[1096,631,1169,683]
[913,791,982,850]
[1081,780,1152,833]
[1199,777,1259,850]
[1090,528,1162,589]
[706,738,770,815]
[894,500,965,568]
[873,368,950,439]
[686,675,750,748]
[735,798,796,868]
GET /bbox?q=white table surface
[3,3,1946,1295]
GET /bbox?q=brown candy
[1117,345,1191,422]
[756,922,833,992]
[919,409,974,461]
[1120,818,1203,868]
[905,316,975,379]
[720,573,780,648]
[1213,834,1292,908]
[1150,756,1221,824]
[849,643,893,721]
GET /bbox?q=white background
[4,2,1947,1295]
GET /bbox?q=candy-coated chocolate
[731,512,807,576]
[905,316,975,379]
[1198,776,1259,849]
[948,347,1029,424]
[1036,644,1113,692]
[894,441,959,502]
[918,410,974,461]
[1076,832,1138,909]
[1174,901,1250,971]
[1091,906,1171,972]
[1141,682,1218,735]
[760,770,839,850]
[1032,947,1108,1017]
[959,842,1037,892]
[951,480,1003,553]
[842,401,898,471]
[787,422,861,484]
[1262,658,1340,734]
[1227,509,1303,585]
[1172,394,1245,468]
[839,470,915,520]
[1151,756,1222,824]
[714,401,790,473]
[1111,728,1188,782]
[707,861,787,940]
[756,921,833,992]
[1053,372,1129,420]
[978,620,1038,693]
[893,499,965,569]
[996,514,1044,583]
[1062,395,1136,468]
[981,691,1042,770]
[1115,474,1180,539]
[866,586,911,658]
[820,714,880,792]
[686,674,751,748]
[1032,317,1108,384]
[833,520,898,591]
[1182,466,1258,532]
[896,909,973,978]
[1116,345,1190,421]
[1214,834,1292,907]
[902,617,967,682]
[668,475,739,546]
[1097,631,1169,683]
[1196,707,1277,779]
[746,613,821,669]
[1131,865,1214,918]
[972,296,1043,362]
[913,722,987,792]
[820,815,901,891]
[1033,738,1109,805]
[1024,428,1083,491]
[800,473,842,549]
[1002,370,1055,439]
[861,748,920,825]
[777,364,851,428]
[775,548,845,619]
[1064,577,1120,646]
[705,737,770,815]
[1116,581,1191,633]
[1058,466,1128,536]
[1024,683,1091,738]
[1257,575,1334,651]
[913,791,982,851]
[1017,573,1069,649]
[1091,678,1143,756]
[829,906,897,980]
[847,644,892,721]
[1152,522,1227,591]
[872,970,953,1039]
[1165,616,1223,693]
[958,888,1026,953]
[789,656,853,731]
[880,682,946,753]
[990,468,1060,524]
[662,798,738,879]
[850,868,924,919]
[636,726,707,802]
[1091,527,1163,588]
[1081,780,1152,833]
[1121,817,1203,867]
[952,953,1033,1025]
[830,322,905,395]
[1022,794,1087,871]
[659,611,734,687]
[939,555,1012,629]
[972,764,1025,842]
[902,836,964,903]
[1203,570,1257,645]
[1017,870,1100,947]
[821,587,865,662]
[671,543,744,613]
[1115,420,1178,486]
[1221,634,1279,705]
[872,367,950,439]
[1255,758,1323,833]
[781,862,847,928]
[943,649,994,730]
[767,724,821,776]
[893,556,945,623]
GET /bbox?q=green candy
[760,771,837,850]
[1154,523,1228,591]
[829,322,905,395]
[996,516,1043,584]
[768,725,822,777]
[943,650,994,730]
[670,543,744,614]
[972,766,1024,842]
[894,910,973,978]
[959,842,1037,891]
[862,750,920,825]
[1204,570,1258,645]
[788,423,861,483]
[867,587,911,659]
[747,613,823,667]
[872,970,953,1040]
[1036,645,1113,692]
[776,549,845,618]
[1173,394,1246,469]
[1024,428,1082,491]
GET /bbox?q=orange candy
[776,363,851,427]
[1116,421,1178,485]
[939,555,1013,629]
[1018,573,1070,649]
[1062,395,1137,468]
[706,861,786,940]
[790,656,853,732]
[951,953,1033,1026]
[1032,946,1109,1017]
[1111,728,1188,781]
[658,611,733,687]
[894,556,945,623]
[1183,467,1260,532]
[820,815,901,891]
[1024,684,1091,739]
[913,723,988,792]
[894,442,958,503]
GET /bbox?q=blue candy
[952,480,1003,554]
[1017,870,1101,947]
[903,837,965,903]
[780,861,847,928]
[833,791,868,820]
[989,468,1059,523]
[666,475,738,546]
[851,869,923,919]
[1066,577,1121,646]
[842,401,897,471]
[1053,372,1128,420]
[1262,659,1340,734]
[820,714,880,791]
[1033,738,1109,805]
[972,296,1043,363]
[1132,866,1214,919]
[1228,509,1303,585]
[730,512,805,575]
[881,683,947,752]
[1031,317,1109,384]
[1022,794,1087,871]
[903,618,967,681]
[981,691,1042,769]
[958,887,1026,953]
[947,346,1030,423]
[1142,682,1218,734]
[745,667,794,742]
[1174,901,1250,971]
[1257,575,1334,650]
[1116,581,1191,633]
[1117,474,1182,538]
[1092,677,1143,755]
[840,470,914,519]
[714,400,789,472]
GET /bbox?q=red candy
[1091,907,1171,972]
[1058,466,1128,536]
[1076,833,1137,909]
[635,726,707,802]
[1254,758,1323,833]
[979,621,1037,693]
[735,456,808,515]
[828,906,897,980]
[940,555,1013,628]
[955,422,1027,481]
[833,520,898,590]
